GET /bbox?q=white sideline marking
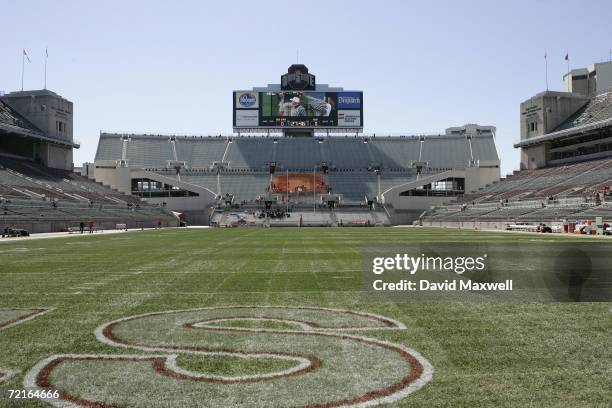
[0,228,165,244]
[0,308,52,332]
[0,248,30,253]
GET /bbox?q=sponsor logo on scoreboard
[338,110,361,127]
[235,110,259,127]
[337,92,362,109]
[235,92,259,109]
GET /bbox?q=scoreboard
[233,90,363,129]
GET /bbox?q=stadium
[1,57,611,408]
[83,64,500,227]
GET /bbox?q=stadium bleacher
[554,89,612,131]
[96,133,498,207]
[1,96,178,234]
[449,158,612,205]
[0,99,43,135]
[0,156,176,233]
[423,156,612,226]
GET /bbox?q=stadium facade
[423,60,612,232]
[0,90,175,233]
[88,65,500,226]
[0,89,76,171]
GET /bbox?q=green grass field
[0,228,610,407]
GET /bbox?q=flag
[23,49,31,63]
[45,47,48,58]
[544,50,547,60]
[565,53,569,61]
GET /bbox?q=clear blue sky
[2,0,611,174]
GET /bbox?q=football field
[0,227,610,407]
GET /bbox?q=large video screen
[233,91,363,128]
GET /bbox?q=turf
[0,227,610,407]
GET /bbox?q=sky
[1,0,611,175]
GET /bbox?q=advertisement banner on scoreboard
[337,92,362,109]
[235,110,259,127]
[338,110,361,127]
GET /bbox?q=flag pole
[44,49,48,89]
[567,53,570,92]
[545,50,549,91]
[563,52,571,92]
[21,51,25,91]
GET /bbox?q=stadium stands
[0,156,176,233]
[95,133,498,203]
[448,158,612,205]
[423,156,612,228]
[554,89,612,132]
[0,100,43,135]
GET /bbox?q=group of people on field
[78,221,96,234]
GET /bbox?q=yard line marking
[0,308,52,332]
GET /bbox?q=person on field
[88,220,94,234]
[79,221,85,234]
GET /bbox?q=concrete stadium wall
[41,143,73,171]
[520,143,548,170]
[383,167,500,223]
[93,165,132,193]
[93,167,217,225]
[464,166,500,193]
[388,209,424,225]
[421,219,507,230]
[176,209,212,226]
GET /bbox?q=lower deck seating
[453,158,612,204]
[173,169,419,205]
[1,156,176,232]
[425,158,612,224]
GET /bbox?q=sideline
[397,225,611,239]
[0,227,172,243]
